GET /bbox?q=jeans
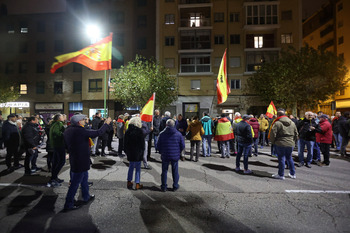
[190,140,200,160]
[154,134,159,151]
[127,161,141,184]
[161,160,179,190]
[259,131,266,146]
[202,135,212,157]
[118,138,124,155]
[64,171,90,209]
[143,141,149,167]
[236,143,252,170]
[220,141,230,157]
[181,136,186,157]
[298,139,314,165]
[313,142,321,161]
[275,145,295,177]
[24,148,38,173]
[271,144,277,156]
[320,143,330,165]
[333,133,342,150]
[6,145,20,168]
[51,146,66,180]
[340,136,349,155]
[252,137,259,155]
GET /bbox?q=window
[165,14,175,24]
[110,11,125,24]
[191,80,201,90]
[246,51,278,72]
[281,10,292,20]
[137,38,147,49]
[54,81,63,94]
[7,24,14,34]
[338,36,344,45]
[37,21,45,32]
[189,13,201,27]
[115,33,124,46]
[230,34,240,44]
[54,40,64,52]
[20,42,28,53]
[340,89,345,95]
[254,36,263,48]
[230,57,241,68]
[89,79,102,92]
[37,40,45,53]
[214,35,224,45]
[137,15,147,27]
[137,0,147,6]
[37,61,45,73]
[73,81,82,93]
[231,79,241,89]
[180,30,211,49]
[112,54,124,69]
[20,84,27,94]
[69,102,83,111]
[20,21,28,33]
[214,57,221,67]
[246,4,278,25]
[36,81,45,94]
[230,12,239,22]
[165,36,175,46]
[164,58,175,68]
[338,2,343,11]
[180,53,211,73]
[55,21,64,32]
[19,62,28,74]
[214,13,224,22]
[281,34,293,44]
[73,63,82,72]
[5,62,14,74]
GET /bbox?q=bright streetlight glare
[86,24,101,43]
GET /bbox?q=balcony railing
[179,0,210,4]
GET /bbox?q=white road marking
[285,190,350,194]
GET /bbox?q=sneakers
[135,183,143,190]
[144,165,152,170]
[244,169,253,174]
[127,181,133,189]
[55,178,64,183]
[272,174,285,180]
[305,163,312,168]
[288,173,296,179]
[296,162,304,167]
[47,179,61,187]
[235,167,241,172]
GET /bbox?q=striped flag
[140,93,155,122]
[217,49,230,104]
[266,101,277,118]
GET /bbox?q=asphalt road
[0,139,350,233]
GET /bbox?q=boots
[127,181,133,189]
[135,183,143,190]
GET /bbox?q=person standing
[157,119,185,192]
[248,115,260,156]
[63,114,112,211]
[332,111,342,152]
[151,109,161,153]
[124,117,145,190]
[0,113,3,149]
[258,114,269,148]
[116,115,125,156]
[270,109,298,180]
[141,120,152,169]
[235,115,253,174]
[187,116,204,162]
[214,114,234,158]
[175,114,188,161]
[22,116,41,175]
[338,111,350,157]
[91,112,102,156]
[200,112,213,157]
[315,115,332,166]
[159,111,171,133]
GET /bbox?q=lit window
[191,80,201,90]
[281,34,293,44]
[165,14,175,25]
[254,36,263,48]
[20,84,27,94]
[190,14,201,27]
[21,28,28,33]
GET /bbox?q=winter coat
[332,117,340,134]
[338,116,349,138]
[49,121,65,148]
[45,123,54,153]
[2,120,21,149]
[316,119,333,144]
[214,117,234,141]
[235,120,253,144]
[297,118,319,141]
[249,118,260,139]
[270,116,298,147]
[187,120,204,141]
[200,116,213,136]
[142,121,151,141]
[91,116,102,130]
[124,124,145,162]
[98,120,112,141]
[153,115,161,135]
[176,118,188,136]
[160,116,171,133]
[258,117,269,132]
[64,123,111,173]
[116,119,125,138]
[22,122,40,149]
[157,126,185,162]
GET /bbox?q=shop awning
[336,99,350,108]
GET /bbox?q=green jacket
[270,117,298,147]
[49,121,65,148]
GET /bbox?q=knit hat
[319,114,328,119]
[70,114,87,125]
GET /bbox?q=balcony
[246,34,275,49]
[245,50,279,72]
[179,30,211,50]
[179,0,210,4]
[179,7,211,28]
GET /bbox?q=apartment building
[157,0,303,118]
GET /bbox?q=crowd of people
[0,109,349,210]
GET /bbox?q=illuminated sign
[0,102,30,108]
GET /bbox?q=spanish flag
[266,101,277,118]
[140,93,155,122]
[217,49,230,104]
[51,33,113,74]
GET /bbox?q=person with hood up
[186,116,204,162]
[214,113,234,158]
[200,112,213,157]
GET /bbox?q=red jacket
[316,119,332,144]
[249,118,260,139]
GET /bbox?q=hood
[249,118,258,122]
[278,117,292,126]
[191,120,201,126]
[201,116,211,122]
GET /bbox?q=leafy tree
[248,45,348,114]
[110,55,178,110]
[0,76,20,103]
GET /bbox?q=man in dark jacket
[22,116,41,175]
[159,111,171,132]
[91,112,102,156]
[2,114,23,171]
[141,120,152,169]
[176,114,188,161]
[148,109,161,155]
[338,111,350,157]
[235,115,253,174]
[63,114,112,211]
[331,111,342,151]
[157,119,185,192]
[116,115,125,156]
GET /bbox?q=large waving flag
[140,93,155,122]
[266,101,277,118]
[51,33,113,74]
[217,49,230,104]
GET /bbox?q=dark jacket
[338,116,349,138]
[160,116,171,133]
[153,115,161,135]
[116,119,125,138]
[176,118,188,136]
[49,121,65,148]
[98,120,112,141]
[91,116,102,130]
[142,121,151,141]
[331,117,340,134]
[64,123,111,173]
[235,120,253,144]
[157,126,185,162]
[22,122,40,149]
[124,124,145,162]
[2,120,21,148]
[45,122,54,153]
[297,118,319,141]
[248,118,259,139]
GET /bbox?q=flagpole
[104,70,107,118]
[152,92,155,126]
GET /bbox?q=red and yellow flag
[266,101,277,118]
[50,33,113,74]
[140,93,155,122]
[217,49,230,104]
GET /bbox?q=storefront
[35,102,64,124]
[0,102,30,118]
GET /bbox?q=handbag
[185,130,192,140]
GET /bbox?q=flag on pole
[140,93,155,122]
[217,49,230,104]
[50,33,113,74]
[266,101,277,118]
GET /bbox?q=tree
[110,55,178,110]
[247,45,349,114]
[0,76,20,103]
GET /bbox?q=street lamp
[85,24,101,44]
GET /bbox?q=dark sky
[302,0,330,19]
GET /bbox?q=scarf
[268,115,288,139]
